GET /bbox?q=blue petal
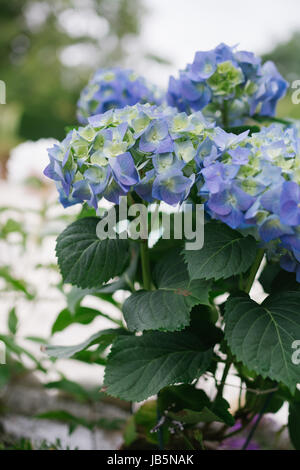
[259,215,293,242]
[109,152,139,187]
[135,169,156,203]
[104,179,129,204]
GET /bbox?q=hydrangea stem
[244,248,265,294]
[156,393,164,450]
[140,241,152,290]
[222,100,229,128]
[241,391,275,449]
[216,361,231,399]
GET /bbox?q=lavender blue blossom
[44,103,216,208]
[45,102,300,281]
[197,123,300,281]
[77,68,163,124]
[167,43,288,126]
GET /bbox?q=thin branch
[241,392,275,450]
[205,372,278,396]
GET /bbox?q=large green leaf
[154,249,211,308]
[66,244,139,313]
[123,290,192,332]
[123,250,211,332]
[183,222,257,281]
[224,292,300,392]
[45,328,126,359]
[56,217,129,288]
[104,330,213,402]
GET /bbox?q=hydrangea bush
[44,45,300,450]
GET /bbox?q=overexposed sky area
[138,0,300,86]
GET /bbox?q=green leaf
[150,237,185,263]
[1,219,26,244]
[65,244,138,313]
[26,336,48,344]
[36,410,89,435]
[123,416,138,447]
[259,263,300,294]
[0,334,46,372]
[51,306,114,334]
[154,249,211,308]
[104,330,213,402]
[158,384,210,412]
[123,250,211,332]
[0,366,11,388]
[224,292,300,393]
[66,287,96,314]
[245,379,284,414]
[183,222,257,281]
[66,287,118,314]
[56,217,129,288]
[159,385,234,426]
[51,307,95,334]
[252,114,292,126]
[259,262,281,294]
[0,266,35,299]
[45,328,127,359]
[189,306,223,349]
[76,203,97,220]
[168,401,233,426]
[193,430,204,449]
[35,410,124,434]
[207,398,235,426]
[288,402,300,449]
[225,125,260,135]
[8,307,18,335]
[72,348,107,366]
[44,378,100,402]
[123,290,192,332]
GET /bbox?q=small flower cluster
[167,43,288,126]
[198,123,300,280]
[44,103,217,208]
[77,68,163,124]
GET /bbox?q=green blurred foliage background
[0,0,143,173]
[1,1,300,176]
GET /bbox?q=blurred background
[0,0,300,450]
[2,0,300,174]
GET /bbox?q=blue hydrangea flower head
[196,122,300,281]
[167,44,288,126]
[77,68,164,124]
[45,103,217,209]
